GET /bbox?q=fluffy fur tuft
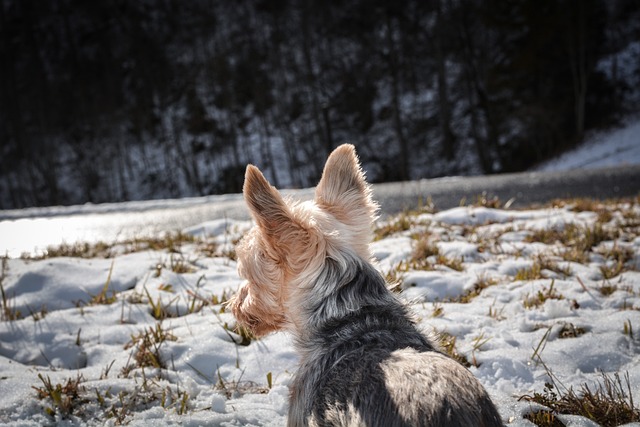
[228,144,503,426]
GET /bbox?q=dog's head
[227,144,378,337]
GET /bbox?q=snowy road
[375,164,640,213]
[1,165,639,257]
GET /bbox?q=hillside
[2,0,639,209]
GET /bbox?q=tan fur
[229,144,376,337]
[315,144,379,260]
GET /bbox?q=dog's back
[289,261,502,427]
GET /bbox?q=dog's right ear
[315,144,379,227]
[315,144,379,258]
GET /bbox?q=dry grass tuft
[1,257,22,321]
[447,274,498,304]
[32,373,86,418]
[123,323,177,373]
[520,371,640,427]
[374,213,414,240]
[523,280,564,309]
[434,330,472,368]
[557,322,587,339]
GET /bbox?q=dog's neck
[292,256,407,342]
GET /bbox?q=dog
[228,144,503,426]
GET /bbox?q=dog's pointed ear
[315,144,379,224]
[243,165,312,259]
[244,165,291,231]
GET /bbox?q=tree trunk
[435,0,456,161]
[566,1,589,140]
[456,4,497,173]
[260,114,279,188]
[300,1,328,172]
[385,13,410,181]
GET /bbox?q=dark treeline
[1,0,639,209]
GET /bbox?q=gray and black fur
[289,256,503,427]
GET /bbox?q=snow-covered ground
[0,119,639,426]
[1,200,639,426]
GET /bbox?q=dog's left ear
[244,164,294,231]
[315,144,379,226]
[243,165,309,256]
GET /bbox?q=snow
[535,116,640,172]
[1,201,639,426]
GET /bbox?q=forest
[1,0,639,209]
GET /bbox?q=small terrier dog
[229,144,502,426]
